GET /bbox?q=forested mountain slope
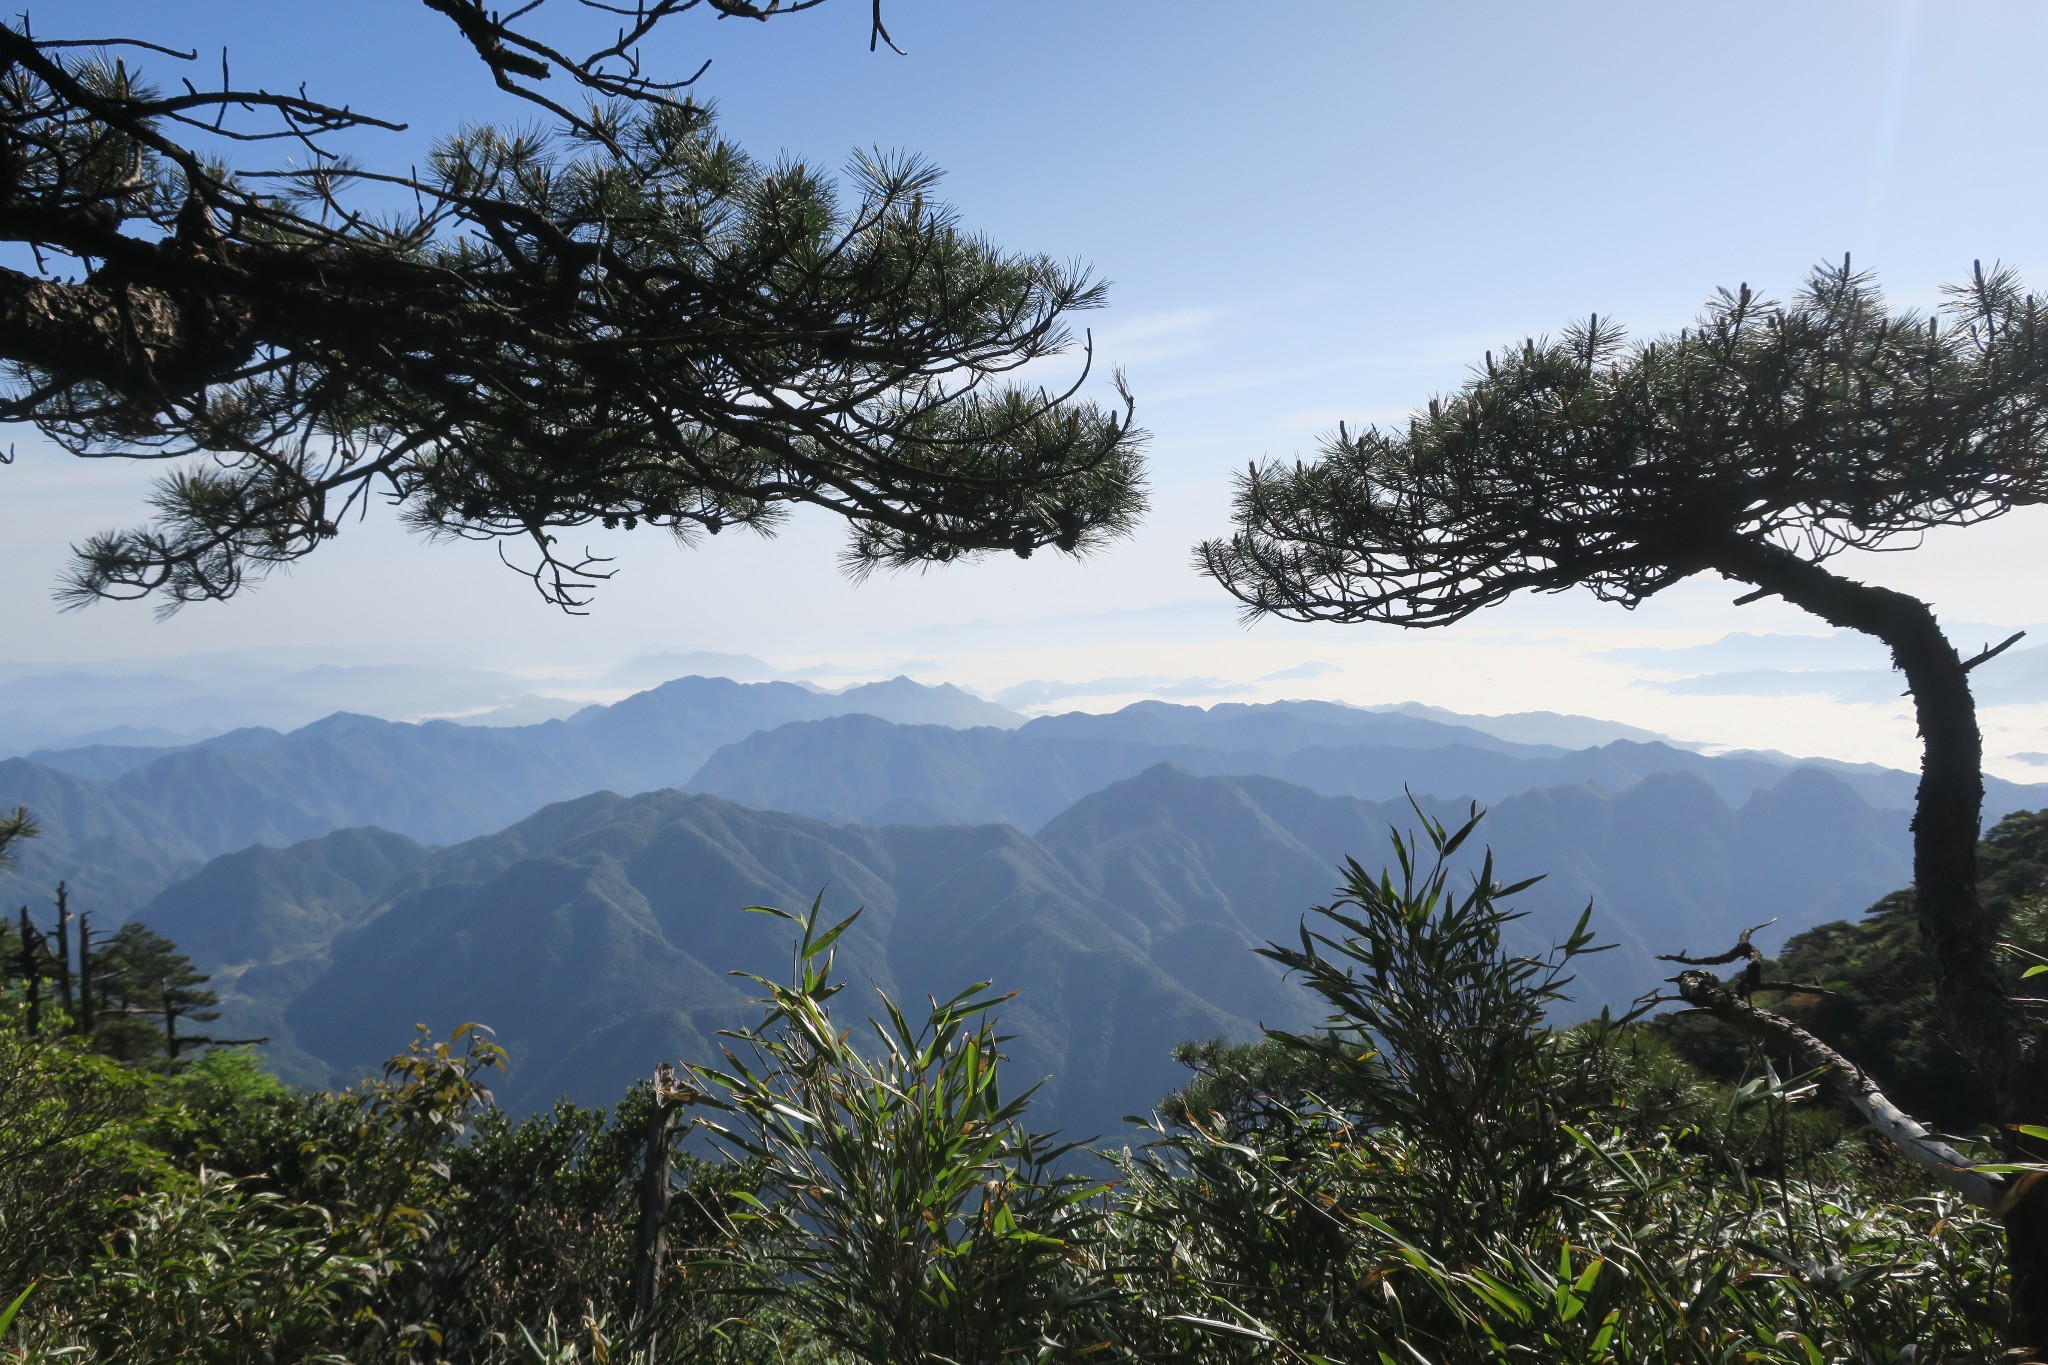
[0,756,209,914]
[136,827,435,1082]
[6,678,2035,939]
[138,763,1914,1138]
[266,786,1294,1136]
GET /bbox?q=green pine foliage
[0,813,2024,1361]
[6,26,1150,613]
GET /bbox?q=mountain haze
[262,786,1292,1135]
[9,678,2037,929]
[143,762,1916,1136]
[687,701,2047,830]
[0,676,1023,916]
[3,667,2023,1140]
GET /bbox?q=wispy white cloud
[1635,668,1899,704]
[1092,306,1227,364]
[994,674,1257,708]
[788,659,947,681]
[1977,645,2048,706]
[1600,631,1878,672]
[897,596,1242,648]
[1260,660,1343,682]
[1137,323,1557,407]
[1622,640,2048,708]
[1141,349,1391,404]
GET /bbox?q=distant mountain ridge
[0,660,580,754]
[1367,701,1680,750]
[0,676,1021,915]
[6,678,2043,924]
[26,674,1022,784]
[135,762,1917,1138]
[5,667,2029,1143]
[684,703,2043,830]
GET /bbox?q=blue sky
[6,0,2047,772]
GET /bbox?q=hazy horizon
[7,0,2046,776]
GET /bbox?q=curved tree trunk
[1711,537,2048,1354]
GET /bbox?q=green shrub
[692,899,1112,1363]
[1101,805,2006,1362]
[0,826,2013,1362]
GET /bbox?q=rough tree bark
[1705,537,2048,1354]
[629,1062,692,1363]
[13,905,39,1033]
[50,883,71,1019]
[75,912,93,1036]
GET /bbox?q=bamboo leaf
[0,1283,30,1340]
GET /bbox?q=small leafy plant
[691,898,1111,1363]
[1104,803,2007,1362]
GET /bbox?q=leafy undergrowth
[0,809,2012,1362]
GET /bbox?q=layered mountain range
[5,674,2040,1137]
[144,762,1918,1136]
[0,676,1017,915]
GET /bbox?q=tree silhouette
[1199,258,2048,1352]
[0,808,36,866]
[0,1,1146,610]
[88,922,226,1063]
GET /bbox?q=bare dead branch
[1656,921,1775,970]
[1963,630,2028,673]
[1672,967,2002,1210]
